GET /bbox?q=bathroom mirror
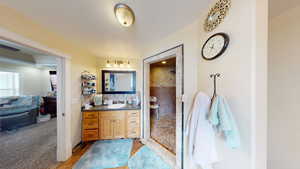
[101,70,136,94]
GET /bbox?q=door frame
[0,27,72,161]
[142,44,184,169]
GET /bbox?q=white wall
[142,0,268,168]
[268,5,300,169]
[0,61,54,96]
[70,57,97,147]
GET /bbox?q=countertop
[82,104,141,112]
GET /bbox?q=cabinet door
[99,111,126,139]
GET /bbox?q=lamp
[114,3,135,27]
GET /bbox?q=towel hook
[210,73,221,97]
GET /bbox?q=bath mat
[73,139,133,169]
[128,146,172,169]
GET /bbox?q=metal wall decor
[204,0,231,32]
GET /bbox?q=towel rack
[210,73,221,97]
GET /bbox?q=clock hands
[210,44,215,50]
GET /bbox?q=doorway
[150,57,176,154]
[0,28,72,165]
[0,39,60,169]
[142,45,184,169]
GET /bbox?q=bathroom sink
[107,104,126,109]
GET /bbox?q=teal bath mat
[128,146,172,169]
[73,139,133,169]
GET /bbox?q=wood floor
[55,139,144,169]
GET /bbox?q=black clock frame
[201,32,230,61]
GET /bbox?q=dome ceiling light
[114,3,135,27]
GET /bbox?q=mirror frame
[101,70,136,94]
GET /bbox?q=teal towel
[209,96,241,149]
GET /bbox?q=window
[0,71,20,97]
[49,71,57,92]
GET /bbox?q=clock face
[202,33,229,60]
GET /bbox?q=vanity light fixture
[105,59,131,68]
[114,3,135,27]
[127,60,131,68]
[106,60,111,67]
[114,60,118,67]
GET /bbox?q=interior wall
[268,5,300,169]
[150,65,176,115]
[0,4,98,147]
[70,58,97,147]
[0,61,54,96]
[142,0,268,168]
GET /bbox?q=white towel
[185,92,218,169]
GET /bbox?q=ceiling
[150,57,176,67]
[269,0,300,18]
[0,0,210,58]
[0,39,57,66]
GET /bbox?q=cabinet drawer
[83,129,98,141]
[127,120,139,127]
[127,116,140,124]
[83,119,98,129]
[127,128,140,138]
[83,111,98,119]
[128,126,139,134]
[127,111,139,117]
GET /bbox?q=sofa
[0,96,40,131]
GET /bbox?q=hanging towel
[185,92,218,169]
[209,95,241,149]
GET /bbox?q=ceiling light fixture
[161,61,167,64]
[114,3,135,27]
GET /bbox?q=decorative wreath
[204,0,231,32]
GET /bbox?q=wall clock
[204,0,231,32]
[201,33,229,61]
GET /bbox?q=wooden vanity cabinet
[82,110,140,142]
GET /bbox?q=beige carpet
[0,119,57,169]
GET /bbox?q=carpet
[73,139,133,169]
[128,146,172,169]
[0,118,57,169]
